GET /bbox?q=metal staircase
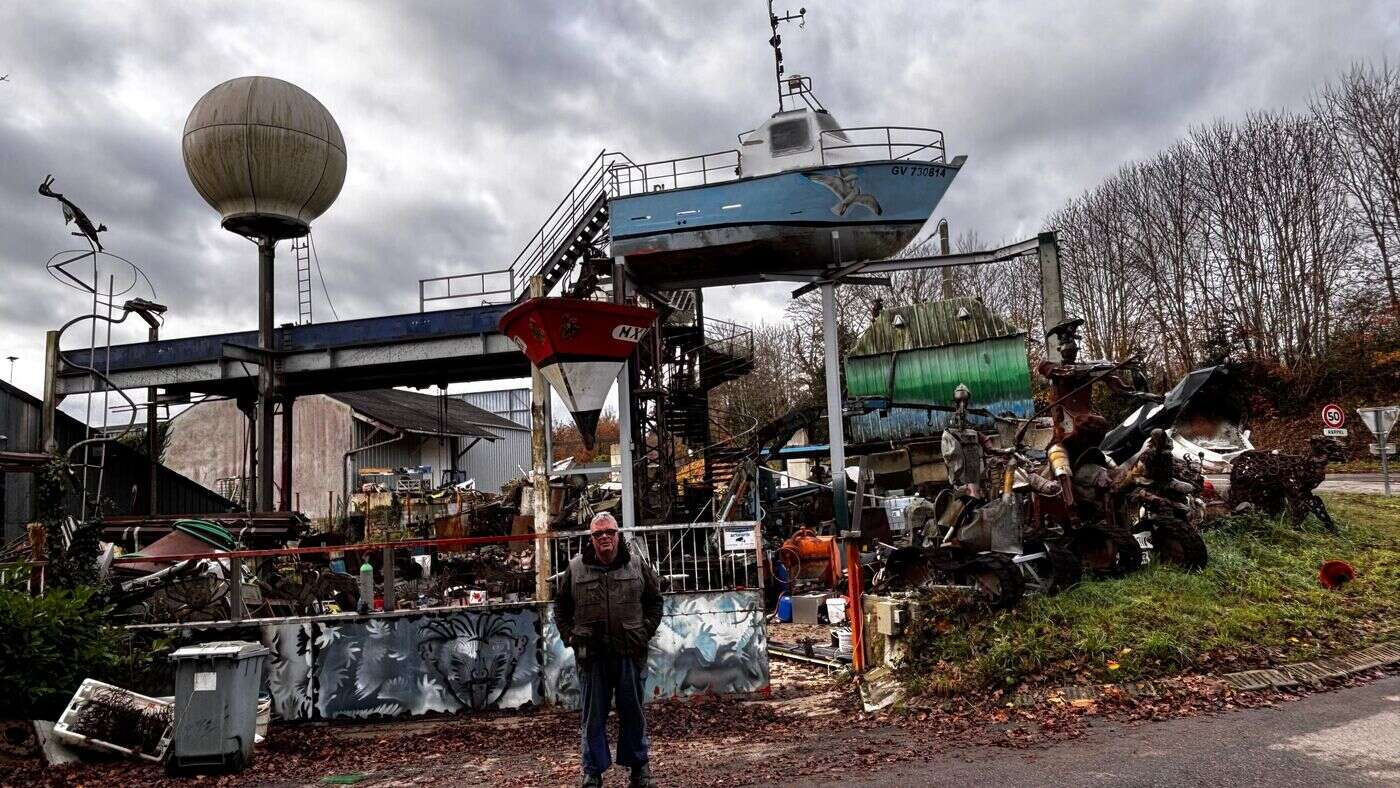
[418,151,634,311]
[292,236,313,325]
[657,315,755,490]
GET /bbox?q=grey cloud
[0,0,1396,400]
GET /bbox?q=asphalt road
[1209,472,1395,496]
[800,677,1400,788]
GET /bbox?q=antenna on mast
[768,1,806,112]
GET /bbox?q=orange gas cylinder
[1048,444,1072,478]
[778,528,842,588]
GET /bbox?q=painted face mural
[420,615,530,711]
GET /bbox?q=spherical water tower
[183,76,346,239]
[182,76,346,512]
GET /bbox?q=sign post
[1358,406,1399,496]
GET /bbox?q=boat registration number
[890,165,947,178]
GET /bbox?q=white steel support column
[1038,231,1067,363]
[529,275,553,601]
[822,281,848,531]
[613,257,637,530]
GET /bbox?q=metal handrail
[607,150,741,197]
[418,268,514,312]
[416,150,639,309]
[701,316,754,365]
[819,126,946,164]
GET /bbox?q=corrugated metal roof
[328,390,515,438]
[849,297,1024,357]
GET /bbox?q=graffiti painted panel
[646,591,768,700]
[541,591,769,709]
[262,621,314,721]
[314,608,542,720]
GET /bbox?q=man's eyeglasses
[591,529,619,538]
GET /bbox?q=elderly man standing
[556,512,664,788]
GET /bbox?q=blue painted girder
[58,303,528,397]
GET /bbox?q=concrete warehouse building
[163,388,528,520]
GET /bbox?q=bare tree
[1313,60,1400,317]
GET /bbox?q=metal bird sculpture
[804,168,882,217]
[38,174,106,251]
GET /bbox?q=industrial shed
[1,379,237,542]
[453,388,531,493]
[163,388,527,520]
[844,298,1034,443]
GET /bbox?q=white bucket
[834,629,852,654]
[825,596,847,624]
[255,695,272,745]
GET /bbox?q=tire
[1148,518,1208,570]
[1044,541,1083,593]
[1108,526,1145,576]
[1019,541,1083,595]
[958,553,1025,610]
[1070,525,1142,578]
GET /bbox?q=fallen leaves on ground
[4,665,1388,788]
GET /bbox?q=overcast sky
[1,0,1396,412]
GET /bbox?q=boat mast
[768,1,806,112]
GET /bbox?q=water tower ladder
[294,236,313,325]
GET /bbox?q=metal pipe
[614,258,638,530]
[41,330,60,453]
[147,322,159,514]
[938,219,953,299]
[1038,231,1066,363]
[228,554,243,624]
[822,284,847,529]
[257,237,276,513]
[382,545,396,612]
[280,396,294,511]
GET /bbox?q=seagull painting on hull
[804,168,883,217]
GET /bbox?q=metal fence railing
[548,521,764,594]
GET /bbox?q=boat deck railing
[820,126,946,165]
[605,150,742,197]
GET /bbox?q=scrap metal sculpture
[39,174,107,251]
[1228,436,1345,529]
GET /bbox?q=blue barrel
[776,593,793,623]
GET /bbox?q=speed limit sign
[1321,403,1346,429]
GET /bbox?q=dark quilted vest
[568,548,646,656]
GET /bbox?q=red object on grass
[1318,560,1355,589]
[1201,478,1218,500]
[499,297,657,449]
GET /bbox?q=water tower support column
[257,237,277,513]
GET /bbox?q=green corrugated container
[845,298,1033,442]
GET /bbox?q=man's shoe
[630,763,656,788]
[579,773,604,788]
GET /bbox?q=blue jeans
[579,653,649,775]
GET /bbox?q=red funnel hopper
[499,297,657,450]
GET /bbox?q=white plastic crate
[53,679,174,763]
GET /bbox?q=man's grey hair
[589,512,619,530]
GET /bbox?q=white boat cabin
[737,107,865,178]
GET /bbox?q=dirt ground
[3,655,1345,788]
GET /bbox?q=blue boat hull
[609,159,962,288]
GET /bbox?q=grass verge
[901,493,1400,695]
